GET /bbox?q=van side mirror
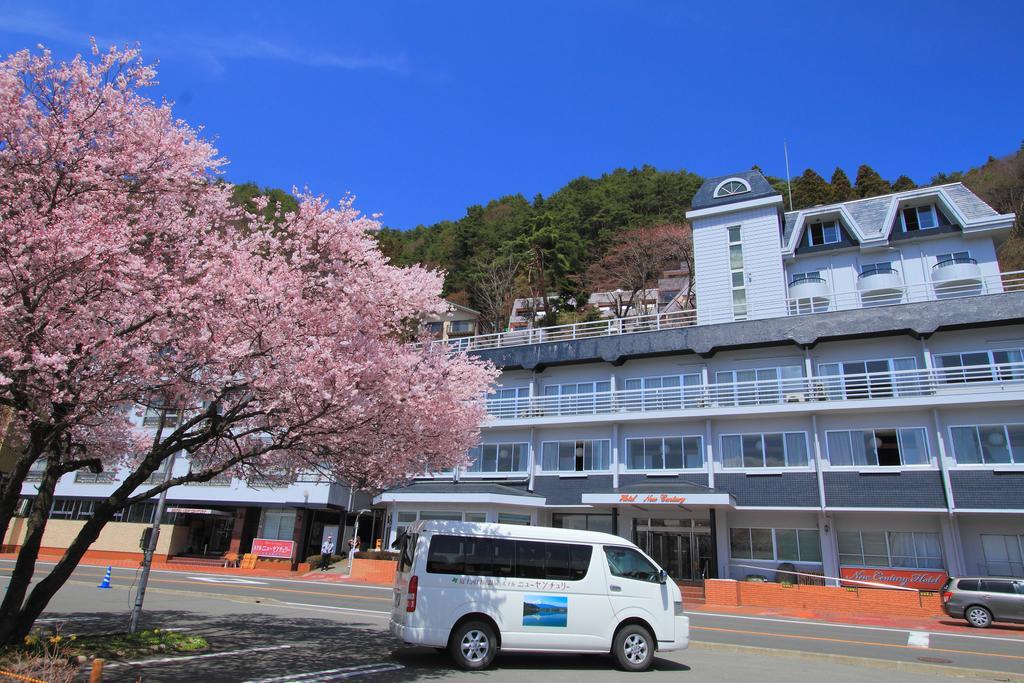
[658,569,668,584]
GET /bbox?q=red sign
[840,567,948,590]
[618,494,687,504]
[251,538,295,559]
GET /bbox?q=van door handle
[610,585,622,592]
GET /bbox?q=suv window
[957,579,980,591]
[982,580,1017,594]
[604,546,661,583]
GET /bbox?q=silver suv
[942,577,1024,628]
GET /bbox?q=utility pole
[783,140,794,212]
[128,449,176,633]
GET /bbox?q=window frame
[824,427,932,468]
[806,220,842,247]
[539,439,612,473]
[729,527,823,563]
[624,435,705,471]
[713,178,752,198]
[900,204,939,233]
[463,442,531,475]
[720,431,810,469]
[837,530,944,570]
[947,423,1024,466]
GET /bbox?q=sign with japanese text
[839,566,947,590]
[251,538,295,559]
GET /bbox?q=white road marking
[277,601,390,618]
[103,644,293,668]
[0,559,394,590]
[245,663,404,683]
[907,631,930,648]
[188,576,268,585]
[691,610,1024,644]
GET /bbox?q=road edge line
[687,640,1024,682]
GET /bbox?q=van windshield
[604,546,661,583]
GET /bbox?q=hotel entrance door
[635,518,713,582]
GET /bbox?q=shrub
[305,554,343,570]
[353,550,398,561]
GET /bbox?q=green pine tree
[791,169,833,209]
[891,175,917,192]
[829,168,856,202]
[854,165,892,198]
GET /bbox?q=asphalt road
[3,560,1024,682]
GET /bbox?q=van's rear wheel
[450,620,497,670]
[613,624,654,672]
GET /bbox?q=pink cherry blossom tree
[0,43,495,645]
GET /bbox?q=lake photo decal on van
[522,595,568,627]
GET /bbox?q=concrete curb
[688,639,1024,682]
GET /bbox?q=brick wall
[350,558,397,584]
[704,579,943,618]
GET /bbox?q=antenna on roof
[783,140,794,211]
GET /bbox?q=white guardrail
[427,270,1024,354]
[485,362,1024,419]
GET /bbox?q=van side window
[604,546,660,583]
[398,533,418,573]
[982,580,1016,594]
[957,579,980,591]
[425,534,592,581]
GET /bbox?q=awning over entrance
[582,481,735,508]
[374,481,548,508]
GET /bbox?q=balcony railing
[485,361,1024,419]
[933,256,978,269]
[74,471,117,484]
[427,270,1024,354]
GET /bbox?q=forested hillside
[234,144,1024,332]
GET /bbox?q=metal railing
[934,256,978,269]
[789,276,828,286]
[485,361,1024,419]
[426,270,1024,354]
[858,266,900,279]
[74,471,117,484]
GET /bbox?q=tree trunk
[0,426,50,546]
[0,457,61,645]
[9,503,120,644]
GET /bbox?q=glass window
[420,511,462,521]
[807,220,841,246]
[837,530,941,568]
[604,546,661,583]
[466,443,529,474]
[625,436,703,470]
[260,509,297,541]
[775,529,799,561]
[827,428,929,467]
[541,440,610,472]
[722,432,808,468]
[902,205,938,232]
[730,528,752,559]
[464,512,487,523]
[552,513,613,534]
[498,513,531,526]
[950,425,1024,465]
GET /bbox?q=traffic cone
[97,566,112,589]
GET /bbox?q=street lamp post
[128,450,176,633]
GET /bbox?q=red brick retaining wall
[705,579,943,618]
[350,558,397,584]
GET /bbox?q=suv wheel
[450,620,498,670]
[965,605,993,628]
[613,624,655,672]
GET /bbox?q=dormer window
[901,205,938,232]
[714,178,751,198]
[806,220,841,247]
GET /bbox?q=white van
[390,520,689,671]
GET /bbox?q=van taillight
[406,575,418,612]
[942,591,953,603]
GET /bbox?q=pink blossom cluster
[0,43,496,489]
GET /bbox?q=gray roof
[691,170,779,210]
[385,480,541,497]
[781,182,1002,245]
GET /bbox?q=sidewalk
[688,601,1024,638]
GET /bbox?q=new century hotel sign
[581,491,735,506]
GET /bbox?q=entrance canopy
[582,481,734,508]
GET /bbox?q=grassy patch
[44,628,208,661]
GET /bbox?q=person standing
[320,535,335,572]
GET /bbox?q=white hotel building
[376,170,1024,589]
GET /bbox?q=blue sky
[1,1,1021,229]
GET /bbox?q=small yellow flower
[70,635,77,641]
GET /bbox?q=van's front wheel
[613,624,654,672]
[450,620,498,670]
